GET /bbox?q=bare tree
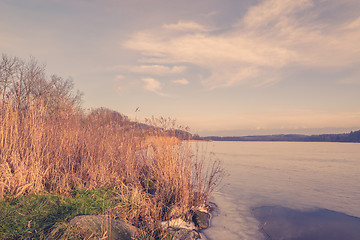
[0,54,82,115]
[46,75,83,115]
[0,54,19,104]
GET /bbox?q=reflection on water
[253,206,360,240]
[196,142,360,240]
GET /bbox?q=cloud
[173,78,189,85]
[141,77,169,96]
[129,64,186,75]
[124,0,360,89]
[346,16,360,29]
[162,20,211,32]
[242,0,314,29]
[142,77,161,92]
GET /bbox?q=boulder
[192,210,210,230]
[69,215,138,240]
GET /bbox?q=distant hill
[203,130,360,143]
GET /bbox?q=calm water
[195,141,360,240]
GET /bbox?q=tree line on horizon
[204,130,360,142]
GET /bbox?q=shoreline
[204,202,360,240]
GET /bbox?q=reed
[0,55,223,238]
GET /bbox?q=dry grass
[0,95,223,238]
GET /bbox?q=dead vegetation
[0,54,223,238]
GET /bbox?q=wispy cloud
[129,64,186,75]
[346,16,360,30]
[172,78,189,85]
[162,20,212,32]
[124,0,360,89]
[242,0,314,29]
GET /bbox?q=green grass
[0,188,122,239]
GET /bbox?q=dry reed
[0,55,223,238]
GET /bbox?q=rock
[192,210,210,230]
[69,215,139,240]
[208,202,217,213]
[169,228,202,240]
[161,218,196,230]
[162,218,207,240]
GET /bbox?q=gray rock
[192,210,210,230]
[69,215,139,240]
[169,228,202,240]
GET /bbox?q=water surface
[196,142,360,240]
[253,206,360,240]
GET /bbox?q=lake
[194,141,360,240]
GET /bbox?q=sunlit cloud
[142,77,161,92]
[129,64,186,75]
[172,78,189,85]
[124,0,360,89]
[141,77,169,96]
[242,0,313,29]
[162,20,211,32]
[346,16,360,29]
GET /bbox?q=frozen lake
[195,141,360,240]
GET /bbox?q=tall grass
[0,94,223,238]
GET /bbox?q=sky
[1,0,360,136]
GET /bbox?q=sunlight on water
[196,142,360,240]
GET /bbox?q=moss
[0,188,121,239]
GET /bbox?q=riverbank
[0,189,213,239]
[0,55,223,239]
